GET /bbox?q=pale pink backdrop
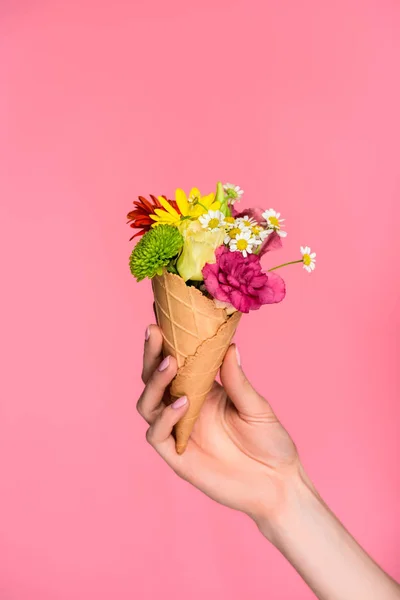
[1,1,399,598]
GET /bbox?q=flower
[223,183,244,205]
[300,246,316,273]
[127,194,179,240]
[202,246,286,313]
[224,216,236,227]
[251,224,270,240]
[224,226,242,244]
[199,210,226,231]
[179,187,220,218]
[129,225,183,281]
[235,216,258,229]
[262,208,287,238]
[232,207,282,250]
[224,217,251,244]
[176,220,225,281]
[150,187,220,226]
[229,230,261,257]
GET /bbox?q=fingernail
[145,326,150,341]
[158,356,170,371]
[235,345,241,366]
[171,396,187,409]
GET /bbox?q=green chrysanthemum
[129,224,183,281]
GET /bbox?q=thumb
[220,344,275,418]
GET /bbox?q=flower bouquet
[127,183,316,453]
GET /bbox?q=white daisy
[224,225,242,244]
[300,246,316,273]
[229,230,261,258]
[262,208,287,237]
[223,183,244,205]
[252,225,270,241]
[223,216,236,229]
[235,216,258,229]
[223,219,251,244]
[198,210,225,231]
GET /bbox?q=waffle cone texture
[152,271,241,454]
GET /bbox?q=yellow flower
[176,187,220,218]
[176,220,225,281]
[150,187,220,227]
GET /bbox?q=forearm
[257,469,400,600]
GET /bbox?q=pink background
[1,1,400,598]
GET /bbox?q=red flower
[127,194,180,240]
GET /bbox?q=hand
[137,325,400,600]
[137,324,306,531]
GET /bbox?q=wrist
[253,463,321,545]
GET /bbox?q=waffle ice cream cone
[152,271,241,454]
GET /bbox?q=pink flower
[202,246,286,313]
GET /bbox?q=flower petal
[175,189,189,216]
[202,193,216,208]
[259,231,283,257]
[257,272,286,304]
[208,200,221,211]
[230,289,251,313]
[189,187,201,199]
[158,197,180,219]
[202,262,230,302]
[152,209,176,222]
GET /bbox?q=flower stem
[268,259,303,271]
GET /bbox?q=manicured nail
[235,345,241,366]
[158,356,170,371]
[145,326,150,341]
[171,396,187,409]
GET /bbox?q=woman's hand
[137,324,400,600]
[137,324,306,531]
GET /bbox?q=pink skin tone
[137,325,400,600]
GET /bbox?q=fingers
[142,324,164,384]
[220,344,275,418]
[137,354,177,424]
[146,396,189,460]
